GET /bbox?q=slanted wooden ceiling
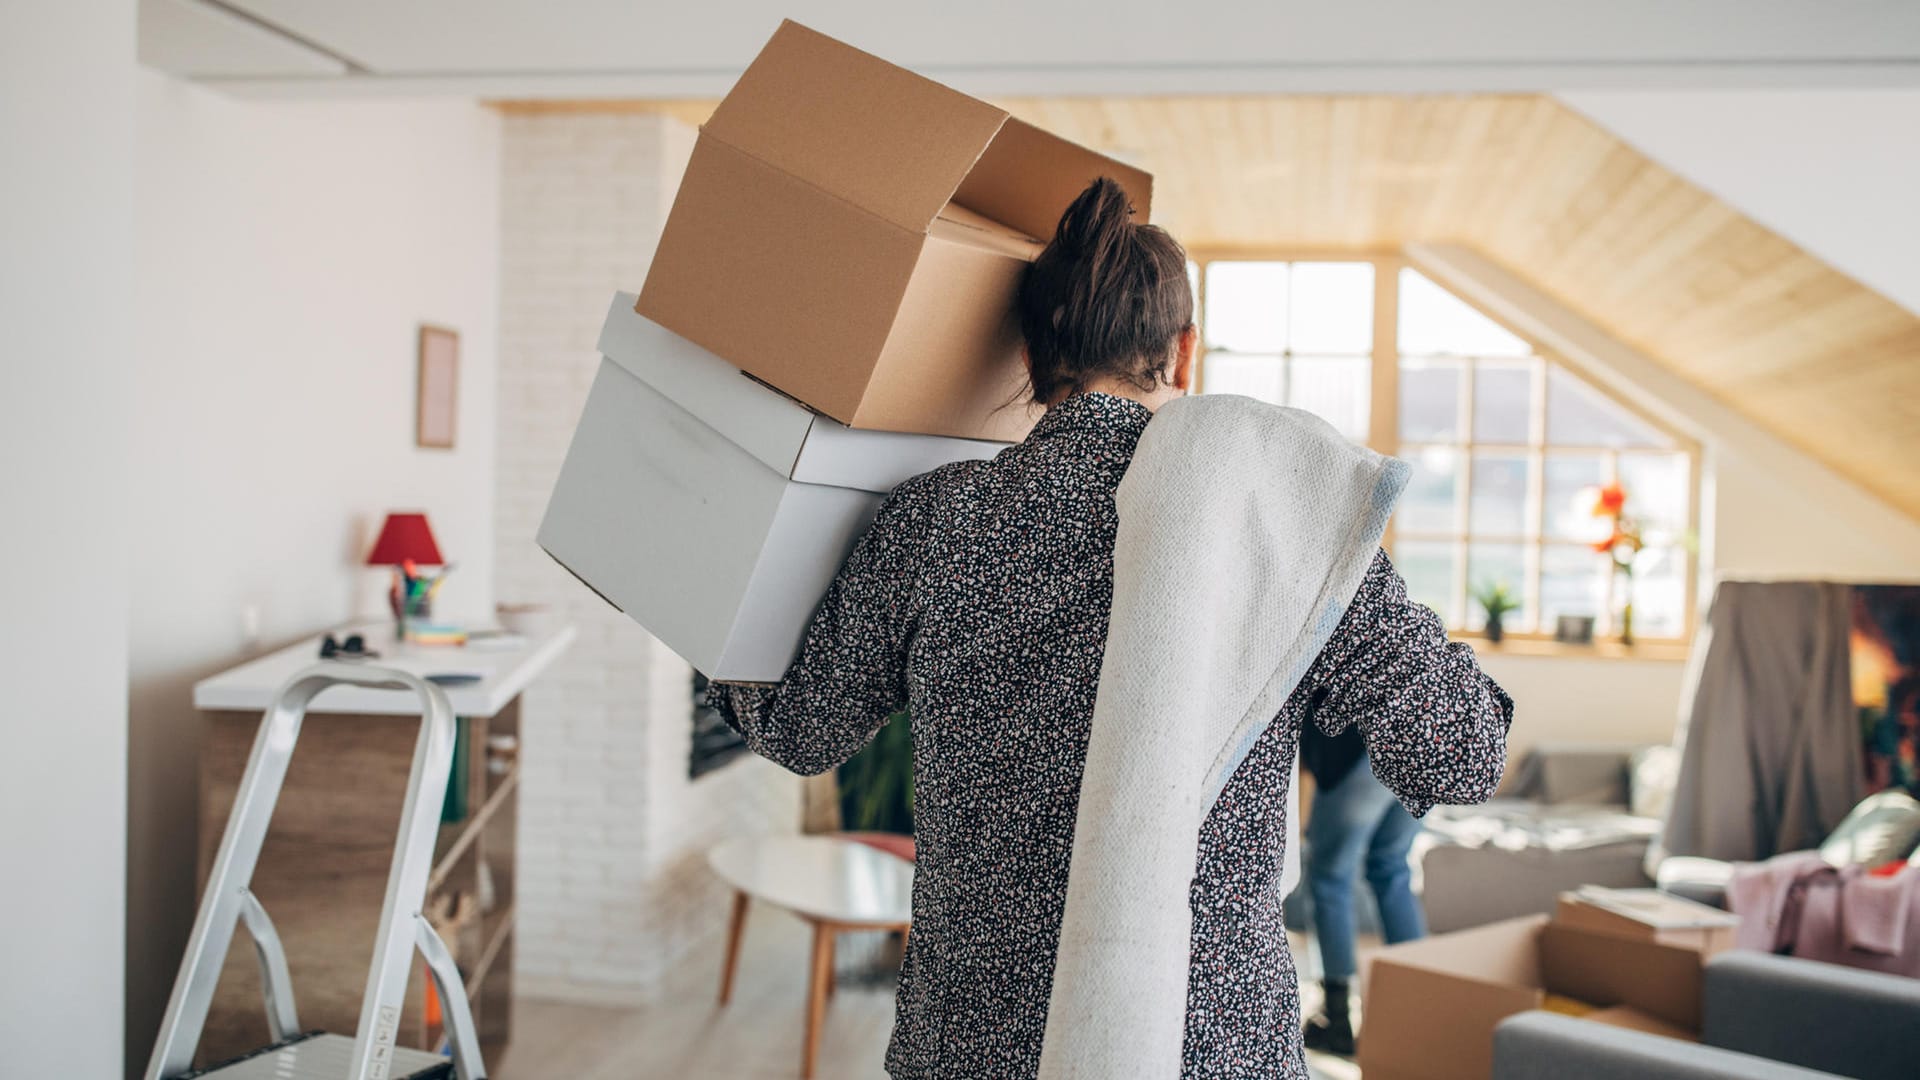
[500,95,1920,521]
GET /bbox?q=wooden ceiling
[500,95,1920,521]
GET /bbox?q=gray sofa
[1493,951,1920,1080]
[1420,743,1664,932]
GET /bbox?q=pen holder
[389,575,435,637]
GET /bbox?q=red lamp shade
[366,512,444,566]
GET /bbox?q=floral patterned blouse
[706,392,1513,1079]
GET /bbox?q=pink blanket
[1728,852,1920,976]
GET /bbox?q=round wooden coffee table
[708,834,914,1079]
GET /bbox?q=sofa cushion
[1503,743,1651,807]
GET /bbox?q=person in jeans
[1300,721,1429,1056]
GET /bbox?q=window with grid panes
[1197,260,1374,441]
[1192,257,1696,641]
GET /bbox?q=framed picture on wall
[416,324,460,449]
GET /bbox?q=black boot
[1303,978,1356,1057]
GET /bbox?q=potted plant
[1472,580,1520,643]
[838,710,915,835]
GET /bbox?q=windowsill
[1451,633,1692,662]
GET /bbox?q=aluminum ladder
[145,663,486,1080]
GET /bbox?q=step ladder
[145,663,487,1080]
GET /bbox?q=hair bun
[1018,176,1191,405]
[1054,176,1134,260]
[1052,175,1136,303]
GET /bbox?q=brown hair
[1018,177,1194,405]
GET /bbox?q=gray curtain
[1660,580,1863,862]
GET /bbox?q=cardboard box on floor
[1554,886,1740,954]
[637,19,1154,443]
[538,294,1006,682]
[1359,913,1730,1080]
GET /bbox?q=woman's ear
[1170,325,1198,391]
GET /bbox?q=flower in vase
[1592,482,1628,518]
[1582,482,1643,643]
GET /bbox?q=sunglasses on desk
[319,633,380,660]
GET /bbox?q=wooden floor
[494,901,1362,1080]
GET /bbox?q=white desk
[194,620,575,717]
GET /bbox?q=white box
[538,294,1007,682]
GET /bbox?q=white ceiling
[142,0,1920,99]
[140,0,345,78]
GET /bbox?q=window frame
[1189,249,1702,647]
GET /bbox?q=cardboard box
[1359,914,1721,1080]
[1582,1005,1699,1043]
[1554,887,1740,954]
[537,294,1006,682]
[1538,918,1713,1030]
[637,19,1153,443]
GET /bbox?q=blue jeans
[1305,752,1426,980]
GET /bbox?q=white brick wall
[495,112,802,1000]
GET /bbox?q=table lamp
[368,512,446,635]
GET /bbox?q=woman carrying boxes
[705,178,1512,1080]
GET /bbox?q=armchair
[1493,950,1920,1080]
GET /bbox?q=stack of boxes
[538,20,1155,681]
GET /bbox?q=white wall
[124,72,501,1069]
[494,112,799,1001]
[1474,655,1689,759]
[1560,90,1920,317]
[0,2,135,1076]
[1414,242,1920,756]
